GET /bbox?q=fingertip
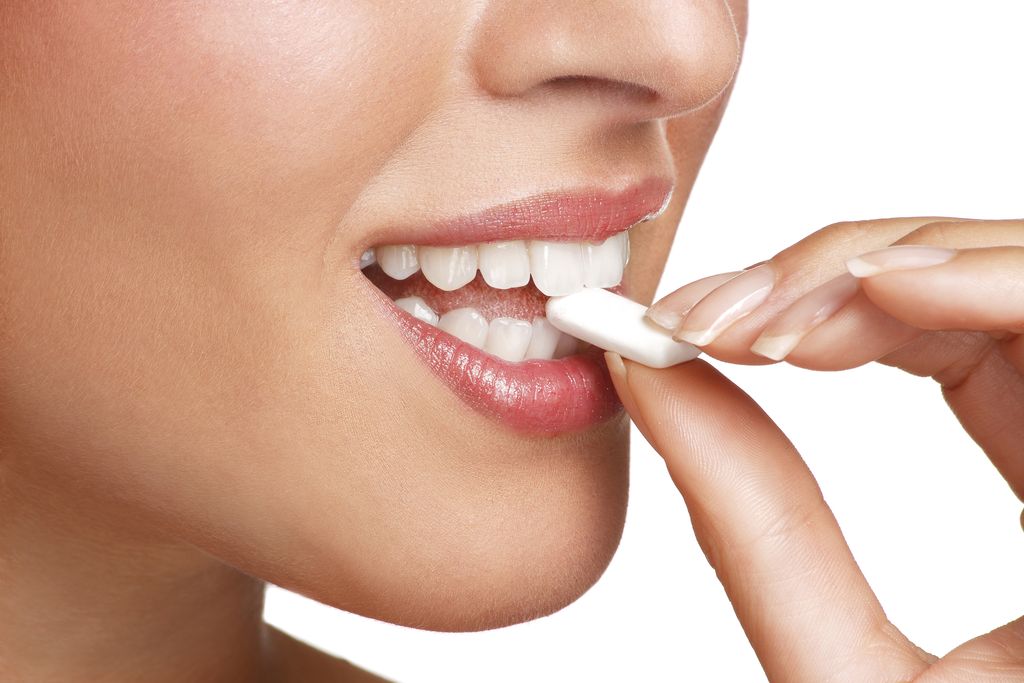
[855,246,1024,332]
[746,272,861,364]
[613,357,730,457]
[604,350,626,378]
[605,352,655,444]
[646,271,743,331]
[846,245,957,278]
[644,306,683,332]
[748,333,794,362]
[618,358,742,454]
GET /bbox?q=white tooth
[394,296,439,326]
[524,317,561,360]
[582,232,628,289]
[484,317,533,362]
[529,241,585,296]
[438,307,488,348]
[419,245,478,291]
[478,241,530,289]
[359,248,376,269]
[553,332,579,359]
[377,245,419,280]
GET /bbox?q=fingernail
[646,271,742,330]
[604,351,654,442]
[672,263,776,346]
[846,245,957,277]
[606,350,627,384]
[750,273,860,361]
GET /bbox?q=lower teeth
[395,296,579,363]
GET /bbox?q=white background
[265,3,1024,680]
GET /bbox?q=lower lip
[379,302,622,435]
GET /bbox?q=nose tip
[472,0,742,121]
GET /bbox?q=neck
[0,462,271,683]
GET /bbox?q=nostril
[542,75,660,105]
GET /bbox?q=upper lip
[364,176,674,249]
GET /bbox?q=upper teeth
[479,240,531,289]
[368,232,630,296]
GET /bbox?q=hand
[608,218,1024,681]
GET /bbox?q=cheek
[2,1,637,633]
[0,0,462,569]
[11,1,454,256]
[1,1,456,450]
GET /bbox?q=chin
[282,415,631,633]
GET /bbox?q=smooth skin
[612,218,1024,681]
[0,2,746,681]
[4,1,1018,681]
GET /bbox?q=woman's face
[1,1,744,630]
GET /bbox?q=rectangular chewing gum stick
[545,289,701,369]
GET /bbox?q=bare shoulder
[266,625,394,683]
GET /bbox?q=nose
[471,0,742,122]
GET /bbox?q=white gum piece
[545,289,701,369]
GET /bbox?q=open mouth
[363,232,628,361]
[358,180,672,434]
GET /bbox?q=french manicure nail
[672,263,776,346]
[846,245,957,277]
[750,273,860,361]
[646,271,742,330]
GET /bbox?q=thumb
[606,355,932,682]
[848,243,1024,501]
[848,245,1024,333]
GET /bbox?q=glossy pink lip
[364,180,672,434]
[364,177,674,248]
[388,311,622,434]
